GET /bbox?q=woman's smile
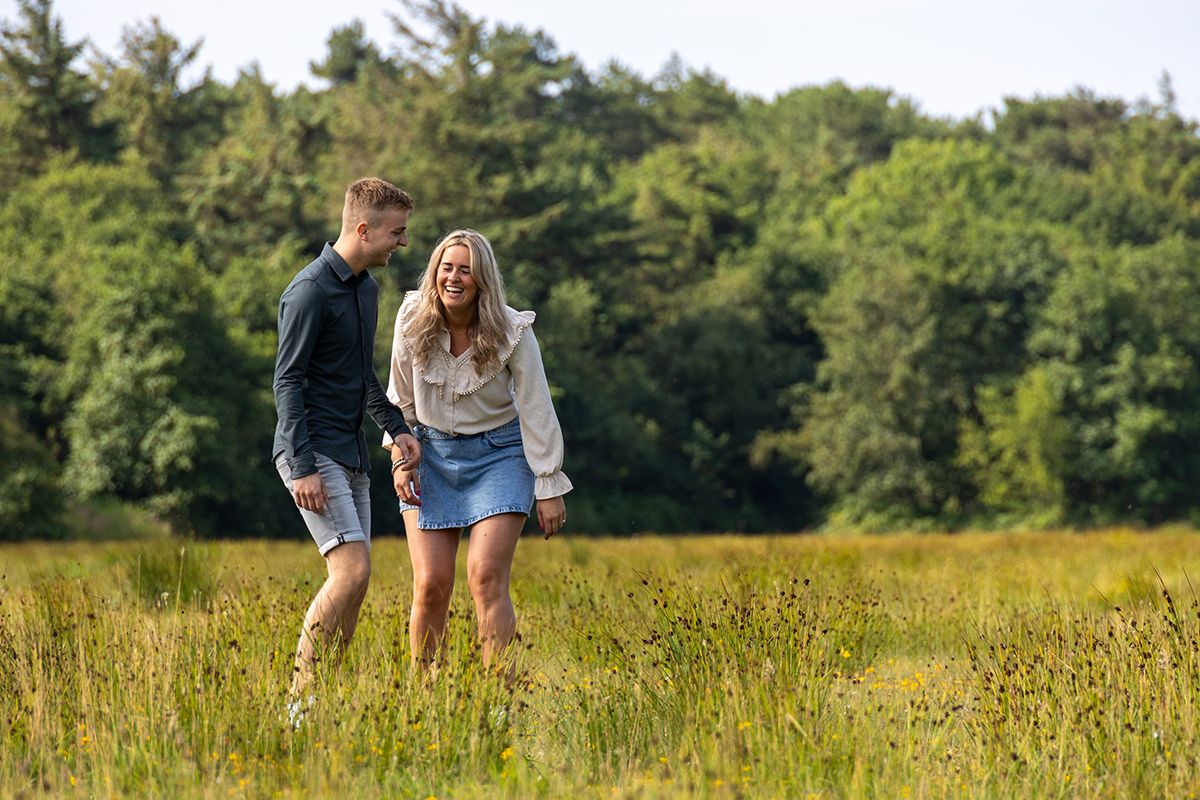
[437,244,477,309]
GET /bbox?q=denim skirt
[399,417,536,529]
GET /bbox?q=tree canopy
[2,0,1198,538]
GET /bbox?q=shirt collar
[321,242,360,283]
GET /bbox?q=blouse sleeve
[508,327,573,499]
[381,304,418,449]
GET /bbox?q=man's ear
[355,220,370,240]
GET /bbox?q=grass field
[3,528,1200,798]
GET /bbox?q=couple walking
[271,178,571,702]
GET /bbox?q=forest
[2,0,1199,537]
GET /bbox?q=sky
[6,0,1200,123]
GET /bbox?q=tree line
[2,0,1198,538]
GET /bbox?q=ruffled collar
[398,291,536,399]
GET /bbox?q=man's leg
[465,513,525,668]
[403,509,461,668]
[279,455,373,698]
[291,541,371,696]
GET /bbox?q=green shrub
[0,404,63,539]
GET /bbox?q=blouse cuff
[535,471,574,500]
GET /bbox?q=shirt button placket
[448,362,457,434]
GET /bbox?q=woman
[384,229,572,670]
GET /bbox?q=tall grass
[2,529,1199,797]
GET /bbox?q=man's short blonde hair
[342,177,415,230]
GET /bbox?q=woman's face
[436,243,478,314]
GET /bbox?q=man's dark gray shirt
[272,243,411,478]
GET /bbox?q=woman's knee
[413,573,454,610]
[468,564,509,603]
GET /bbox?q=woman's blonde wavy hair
[405,229,509,375]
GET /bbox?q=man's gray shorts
[275,452,371,556]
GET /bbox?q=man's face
[363,207,410,267]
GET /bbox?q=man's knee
[326,541,371,594]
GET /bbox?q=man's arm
[365,371,412,444]
[366,371,421,472]
[273,279,325,479]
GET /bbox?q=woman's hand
[537,495,566,539]
[391,438,422,505]
[394,466,421,505]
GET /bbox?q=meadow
[3,528,1199,798]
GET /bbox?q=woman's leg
[403,509,462,668]
[465,513,525,668]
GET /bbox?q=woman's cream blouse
[382,292,573,500]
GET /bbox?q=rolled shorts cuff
[315,531,368,556]
[276,451,372,555]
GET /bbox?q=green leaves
[0,0,113,169]
[90,17,223,184]
[957,367,1068,521]
[0,403,62,537]
[0,157,292,535]
[1028,236,1200,518]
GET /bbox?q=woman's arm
[508,326,573,537]
[507,327,574,508]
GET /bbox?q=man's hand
[392,433,421,470]
[292,472,328,514]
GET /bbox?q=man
[272,177,423,707]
